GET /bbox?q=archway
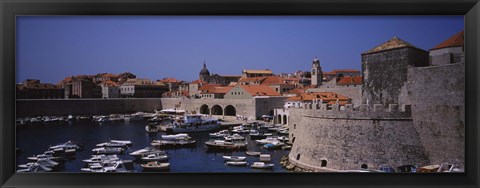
[283,115,287,124]
[277,115,281,124]
[200,104,209,115]
[211,105,223,115]
[224,105,236,116]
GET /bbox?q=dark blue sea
[16,120,290,173]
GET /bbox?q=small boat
[27,153,63,162]
[161,133,191,140]
[141,153,169,162]
[281,145,292,150]
[17,163,53,172]
[251,162,274,169]
[81,160,133,173]
[96,142,128,148]
[141,161,170,171]
[256,137,280,145]
[225,161,248,166]
[204,140,247,151]
[222,156,246,161]
[246,151,261,156]
[92,147,124,155]
[110,140,132,146]
[209,130,230,138]
[277,136,289,142]
[82,155,119,163]
[151,139,197,149]
[129,147,165,158]
[259,154,271,162]
[263,141,284,150]
[224,134,245,142]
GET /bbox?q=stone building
[429,31,464,65]
[16,79,64,99]
[361,36,429,107]
[100,80,120,99]
[120,78,168,98]
[242,69,273,78]
[63,76,102,98]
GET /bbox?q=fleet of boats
[17,112,294,172]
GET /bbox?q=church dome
[199,62,210,76]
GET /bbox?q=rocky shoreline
[280,155,317,173]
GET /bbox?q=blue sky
[16,16,464,83]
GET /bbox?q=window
[361,164,368,169]
[321,160,327,167]
[296,154,300,160]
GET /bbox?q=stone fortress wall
[287,103,429,171]
[288,62,465,171]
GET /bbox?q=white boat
[129,147,165,157]
[92,147,124,154]
[141,161,170,171]
[27,153,63,162]
[96,142,128,148]
[224,134,245,141]
[167,114,220,133]
[255,137,280,145]
[259,154,271,162]
[82,155,119,163]
[141,153,169,162]
[204,140,247,151]
[251,162,274,169]
[110,140,132,146]
[18,158,59,168]
[209,130,230,138]
[48,141,82,153]
[161,133,191,140]
[225,161,248,166]
[246,151,261,156]
[81,160,131,173]
[17,163,53,172]
[277,136,289,142]
[222,156,246,161]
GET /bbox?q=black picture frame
[1,0,479,188]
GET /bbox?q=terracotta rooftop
[102,80,119,87]
[199,84,222,92]
[362,36,423,55]
[336,76,363,86]
[430,31,464,51]
[237,85,281,96]
[158,77,181,83]
[238,77,266,83]
[190,79,207,84]
[261,76,286,85]
[332,69,360,73]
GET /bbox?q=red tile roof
[238,77,266,83]
[260,76,286,85]
[430,31,464,51]
[362,36,424,55]
[237,85,281,96]
[199,84,222,92]
[158,77,181,83]
[336,76,363,86]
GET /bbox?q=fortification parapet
[291,102,411,119]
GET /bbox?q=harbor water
[16,120,290,172]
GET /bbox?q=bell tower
[311,57,322,87]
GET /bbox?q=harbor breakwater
[16,98,181,117]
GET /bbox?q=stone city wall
[407,63,465,167]
[288,106,429,171]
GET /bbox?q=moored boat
[222,156,246,161]
[141,161,170,171]
[141,153,169,162]
[225,161,248,166]
[251,162,274,169]
[204,140,247,151]
[246,151,261,156]
[166,114,220,133]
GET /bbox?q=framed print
[1,0,479,188]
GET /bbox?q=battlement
[290,102,412,119]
